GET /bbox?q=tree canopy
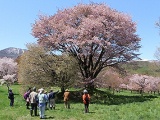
[18,44,79,90]
[32,3,141,88]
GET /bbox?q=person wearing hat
[82,89,90,113]
[63,89,70,109]
[48,89,59,110]
[44,91,49,110]
[29,87,38,116]
[8,89,14,106]
[38,88,48,119]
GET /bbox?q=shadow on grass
[56,89,158,105]
[45,116,55,119]
[98,94,157,105]
[91,89,158,105]
[88,111,96,114]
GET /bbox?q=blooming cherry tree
[0,57,17,79]
[32,3,141,89]
[145,77,160,94]
[0,57,17,88]
[126,74,160,95]
[96,68,123,92]
[3,74,17,83]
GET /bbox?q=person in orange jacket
[63,89,70,109]
[82,89,90,113]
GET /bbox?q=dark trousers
[30,103,37,116]
[84,103,89,113]
[26,102,30,109]
[10,99,14,106]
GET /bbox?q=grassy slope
[1,85,160,120]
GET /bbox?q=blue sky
[0,0,160,60]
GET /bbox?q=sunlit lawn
[0,84,160,120]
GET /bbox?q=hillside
[123,60,160,77]
[0,47,26,59]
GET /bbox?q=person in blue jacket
[48,89,59,110]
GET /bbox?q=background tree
[154,19,160,74]
[0,57,17,91]
[127,74,150,96]
[154,47,160,73]
[96,68,123,94]
[32,3,141,90]
[0,57,17,81]
[18,44,79,91]
[18,44,55,89]
[55,54,80,92]
[3,74,17,83]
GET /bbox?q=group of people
[23,87,60,119]
[8,87,91,119]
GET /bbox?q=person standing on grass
[38,88,47,119]
[29,87,38,116]
[82,89,90,113]
[8,89,14,107]
[48,89,59,110]
[44,91,49,110]
[47,91,50,109]
[63,89,70,109]
[24,88,31,109]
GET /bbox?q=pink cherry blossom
[32,4,141,88]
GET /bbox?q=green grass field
[1,84,160,120]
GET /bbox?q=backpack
[23,92,28,100]
[84,94,89,103]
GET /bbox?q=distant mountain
[0,47,26,59]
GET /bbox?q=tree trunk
[84,82,95,94]
[82,77,95,94]
[154,91,156,95]
[6,83,10,93]
[61,87,65,94]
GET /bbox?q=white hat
[83,89,88,93]
[39,88,44,93]
[65,89,69,92]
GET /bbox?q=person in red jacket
[82,89,90,113]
